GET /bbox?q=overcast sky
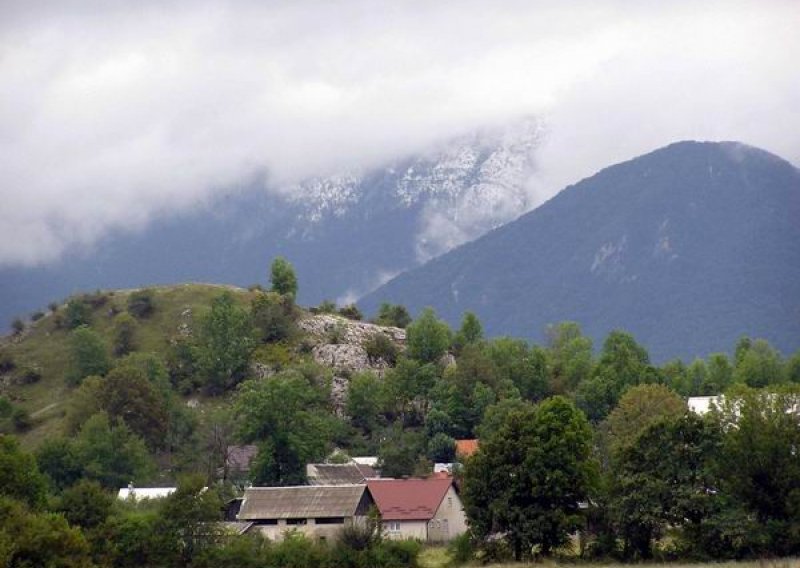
[1,0,798,266]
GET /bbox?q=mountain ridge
[359,140,800,362]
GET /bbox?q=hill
[0,119,540,329]
[359,141,800,362]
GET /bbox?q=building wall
[251,517,356,542]
[428,486,468,542]
[383,520,427,541]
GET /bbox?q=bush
[252,292,296,343]
[30,311,45,322]
[0,351,15,373]
[64,299,92,329]
[82,290,109,309]
[339,304,363,321]
[375,303,412,329]
[12,407,32,431]
[112,313,138,357]
[364,333,398,365]
[48,301,59,313]
[127,289,155,319]
[11,318,25,335]
[15,366,42,385]
[328,324,346,345]
[316,300,338,314]
[448,532,475,565]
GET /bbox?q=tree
[74,412,155,489]
[235,371,334,486]
[57,479,113,529]
[0,435,48,509]
[157,475,222,566]
[545,322,594,394]
[378,425,426,478]
[733,339,784,387]
[605,383,685,459]
[406,308,452,364]
[703,353,734,394]
[193,293,256,393]
[96,365,169,449]
[251,291,296,343]
[69,325,110,384]
[713,385,800,555]
[486,339,549,402]
[462,397,595,560]
[427,432,456,463]
[346,372,385,435]
[613,413,722,559]
[112,312,138,356]
[453,311,483,352]
[269,257,298,299]
[375,303,412,328]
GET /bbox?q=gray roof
[306,463,377,485]
[238,485,367,520]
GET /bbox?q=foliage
[112,312,138,356]
[269,256,298,299]
[406,307,452,363]
[733,338,785,387]
[235,370,335,486]
[453,311,483,352]
[0,435,48,508]
[374,302,412,328]
[339,304,363,321]
[127,289,156,319]
[251,291,296,343]
[194,292,256,393]
[462,397,595,559]
[363,332,398,365]
[11,317,24,335]
[68,325,111,385]
[64,298,92,329]
[57,479,114,529]
[427,432,456,462]
[346,372,385,435]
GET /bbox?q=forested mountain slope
[360,141,800,361]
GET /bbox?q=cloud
[1,0,798,265]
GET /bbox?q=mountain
[0,119,541,328]
[359,141,800,362]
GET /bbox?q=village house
[306,462,378,485]
[367,478,467,543]
[237,484,374,542]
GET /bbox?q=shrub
[252,292,296,343]
[316,300,338,314]
[328,323,346,345]
[64,299,92,329]
[0,351,15,373]
[12,407,32,431]
[112,313,138,357]
[11,318,25,335]
[48,301,59,313]
[82,290,109,309]
[30,311,44,322]
[364,333,398,365]
[127,289,155,319]
[15,366,42,385]
[375,303,412,329]
[448,532,475,565]
[339,304,363,321]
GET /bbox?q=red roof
[455,439,479,458]
[366,478,453,521]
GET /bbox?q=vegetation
[269,256,298,300]
[1,273,799,565]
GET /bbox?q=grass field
[418,547,799,568]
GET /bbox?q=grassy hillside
[0,283,257,447]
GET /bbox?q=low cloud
[1,1,798,265]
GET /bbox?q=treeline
[1,257,799,565]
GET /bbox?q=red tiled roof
[455,439,479,458]
[367,478,453,521]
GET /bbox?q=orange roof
[366,478,453,521]
[455,439,479,458]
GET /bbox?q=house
[455,439,479,459]
[367,478,467,542]
[306,462,378,485]
[237,484,375,541]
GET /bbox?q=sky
[1,0,798,267]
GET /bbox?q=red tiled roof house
[366,478,467,542]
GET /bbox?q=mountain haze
[360,141,800,362]
[0,120,540,327]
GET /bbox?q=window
[447,497,452,508]
[384,521,401,533]
[316,517,345,525]
[287,518,307,526]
